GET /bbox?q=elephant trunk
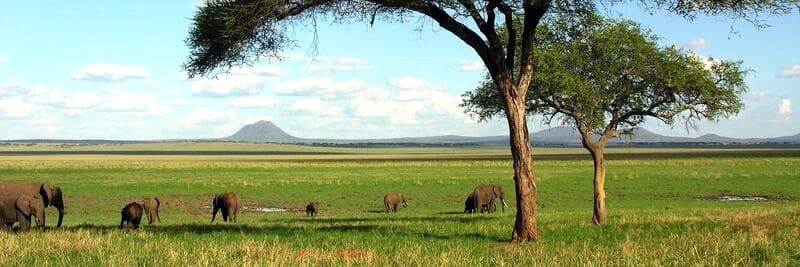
[53,187,65,228]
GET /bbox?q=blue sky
[0,1,797,140]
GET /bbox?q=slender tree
[461,11,748,225]
[184,0,796,242]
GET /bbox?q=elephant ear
[493,186,502,198]
[39,183,53,207]
[155,197,161,208]
[15,196,32,216]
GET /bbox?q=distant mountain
[7,121,793,146]
[224,120,302,143]
[220,121,800,146]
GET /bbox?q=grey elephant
[120,202,144,230]
[142,197,161,225]
[0,182,65,228]
[212,192,239,223]
[305,202,319,216]
[384,192,408,212]
[0,194,46,232]
[464,192,477,213]
[472,184,508,213]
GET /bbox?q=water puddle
[716,195,768,202]
[251,207,287,212]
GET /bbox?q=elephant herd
[0,181,508,232]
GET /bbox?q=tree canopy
[461,12,749,137]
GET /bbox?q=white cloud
[0,55,8,63]
[287,97,343,116]
[275,77,369,98]
[304,56,373,73]
[177,108,236,128]
[32,87,170,117]
[0,80,48,96]
[70,63,151,82]
[743,91,768,101]
[349,76,469,124]
[231,96,282,108]
[189,66,282,97]
[229,66,284,77]
[457,60,485,72]
[779,65,800,78]
[776,98,792,121]
[681,38,707,50]
[691,54,720,70]
[0,97,33,119]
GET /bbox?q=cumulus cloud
[231,96,282,108]
[71,63,151,82]
[305,56,373,73]
[177,108,236,128]
[681,38,707,50]
[0,97,33,119]
[743,91,769,101]
[457,60,485,72]
[287,97,343,116]
[776,98,792,121]
[189,66,282,97]
[0,80,48,96]
[691,54,721,70]
[32,87,170,117]
[779,65,800,78]
[348,76,468,124]
[275,77,369,98]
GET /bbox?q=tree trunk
[501,83,539,242]
[589,146,607,225]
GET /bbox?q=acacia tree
[184,0,796,242]
[462,11,748,225]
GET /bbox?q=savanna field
[1,143,799,265]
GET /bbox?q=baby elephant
[211,192,239,223]
[119,202,144,230]
[464,192,477,213]
[384,192,408,212]
[0,194,46,232]
[142,197,161,225]
[305,202,319,216]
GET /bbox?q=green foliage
[1,148,799,264]
[462,11,748,138]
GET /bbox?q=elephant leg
[211,208,219,223]
[133,218,141,229]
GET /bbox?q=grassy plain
[0,142,798,265]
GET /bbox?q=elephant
[472,184,508,213]
[305,202,319,216]
[0,182,65,228]
[464,192,477,213]
[383,192,408,212]
[119,202,144,230]
[142,197,161,225]
[211,192,239,223]
[0,194,46,232]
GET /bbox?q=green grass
[1,145,798,265]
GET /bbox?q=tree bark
[501,82,539,242]
[589,146,607,225]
